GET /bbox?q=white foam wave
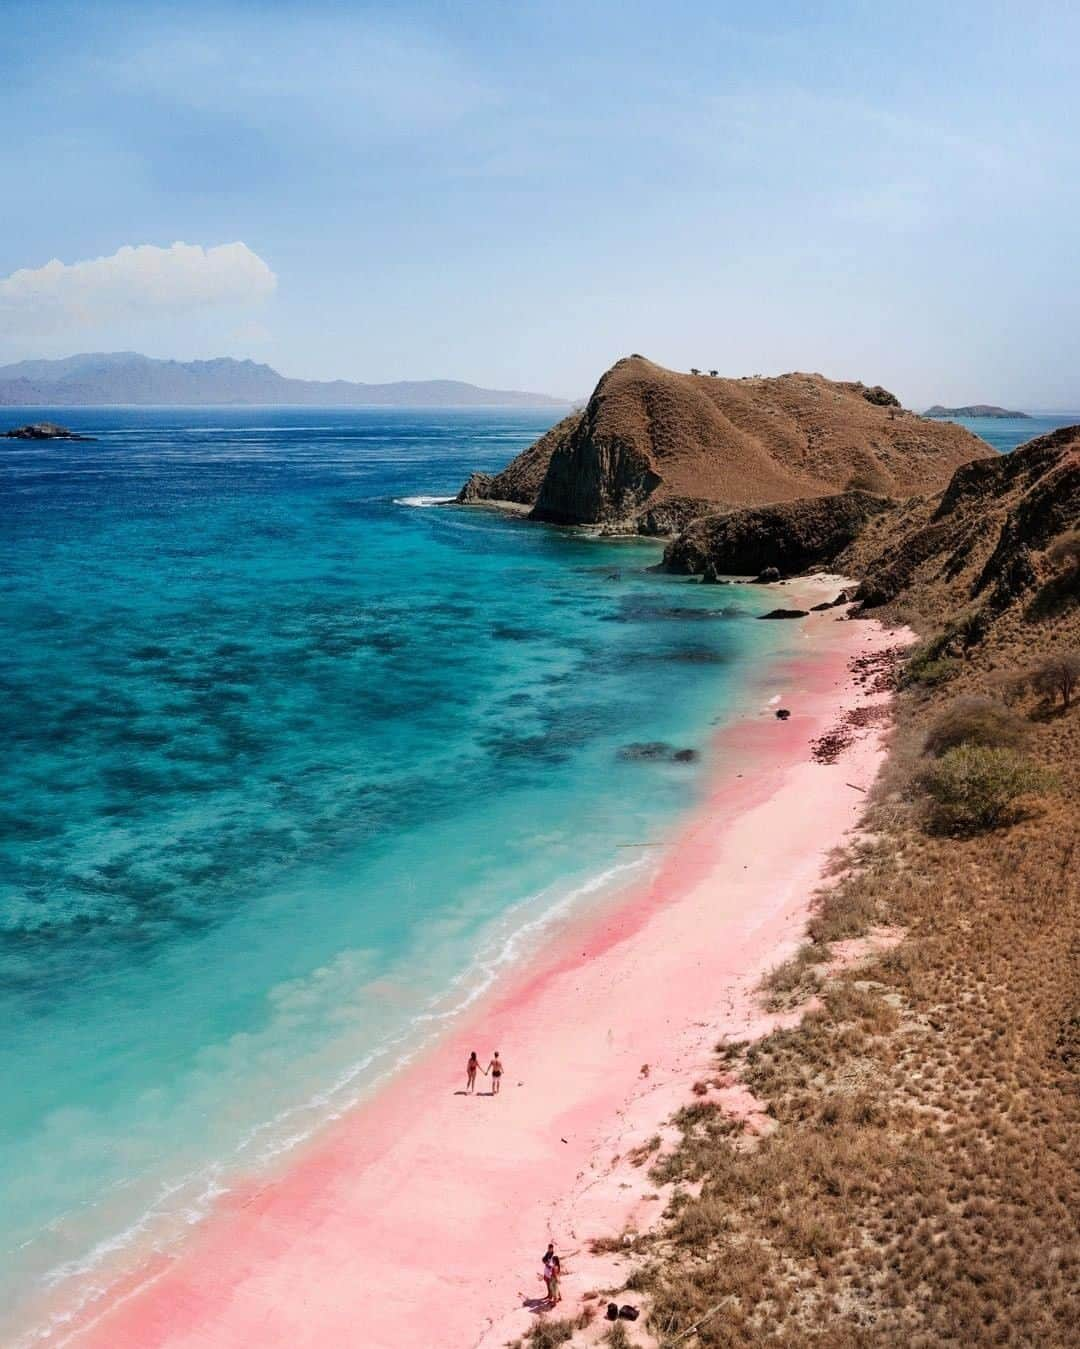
[393,494,455,508]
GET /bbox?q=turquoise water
[943,412,1079,453]
[0,407,796,1341]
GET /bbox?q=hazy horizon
[1,2,1078,410]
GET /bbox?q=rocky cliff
[458,356,990,530]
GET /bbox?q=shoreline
[47,582,903,1349]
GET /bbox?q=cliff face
[458,356,991,530]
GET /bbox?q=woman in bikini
[487,1051,503,1095]
[465,1051,480,1093]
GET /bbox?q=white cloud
[0,241,276,337]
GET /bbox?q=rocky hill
[660,425,1079,629]
[458,356,990,531]
[841,424,1080,619]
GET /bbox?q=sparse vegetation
[921,694,1029,757]
[845,466,891,495]
[1032,650,1080,709]
[918,744,1052,832]
[601,1321,631,1348]
[761,941,829,1009]
[1047,529,1080,571]
[509,1305,594,1348]
[901,634,962,687]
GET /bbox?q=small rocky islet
[3,421,95,441]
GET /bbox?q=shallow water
[0,407,800,1341]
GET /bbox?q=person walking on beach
[487,1051,503,1094]
[465,1051,481,1093]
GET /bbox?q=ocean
[1,406,804,1343]
[943,412,1078,452]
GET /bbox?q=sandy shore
[55,584,902,1349]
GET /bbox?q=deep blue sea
[0,406,813,1342]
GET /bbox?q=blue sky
[1,0,1078,406]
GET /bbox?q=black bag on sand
[619,1304,640,1320]
[606,1303,620,1321]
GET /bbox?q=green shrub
[922,696,1029,757]
[903,652,961,688]
[918,745,1053,832]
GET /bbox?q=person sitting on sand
[487,1051,503,1094]
[466,1051,481,1093]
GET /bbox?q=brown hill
[458,356,991,530]
[841,424,1080,621]
[660,425,1079,639]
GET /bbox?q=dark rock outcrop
[457,356,990,532]
[758,609,809,620]
[3,421,94,440]
[853,384,901,407]
[663,491,892,579]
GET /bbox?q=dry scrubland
[512,481,1079,1346]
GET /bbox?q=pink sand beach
[53,589,902,1349]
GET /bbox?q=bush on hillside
[902,642,961,688]
[918,745,1053,833]
[922,696,1029,758]
[1032,650,1080,709]
[985,666,1032,706]
[845,465,892,495]
[1046,530,1080,571]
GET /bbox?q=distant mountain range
[0,352,567,408]
[923,404,1030,419]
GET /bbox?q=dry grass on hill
[462,357,990,527]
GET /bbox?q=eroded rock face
[663,491,892,579]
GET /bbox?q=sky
[1,0,1078,407]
